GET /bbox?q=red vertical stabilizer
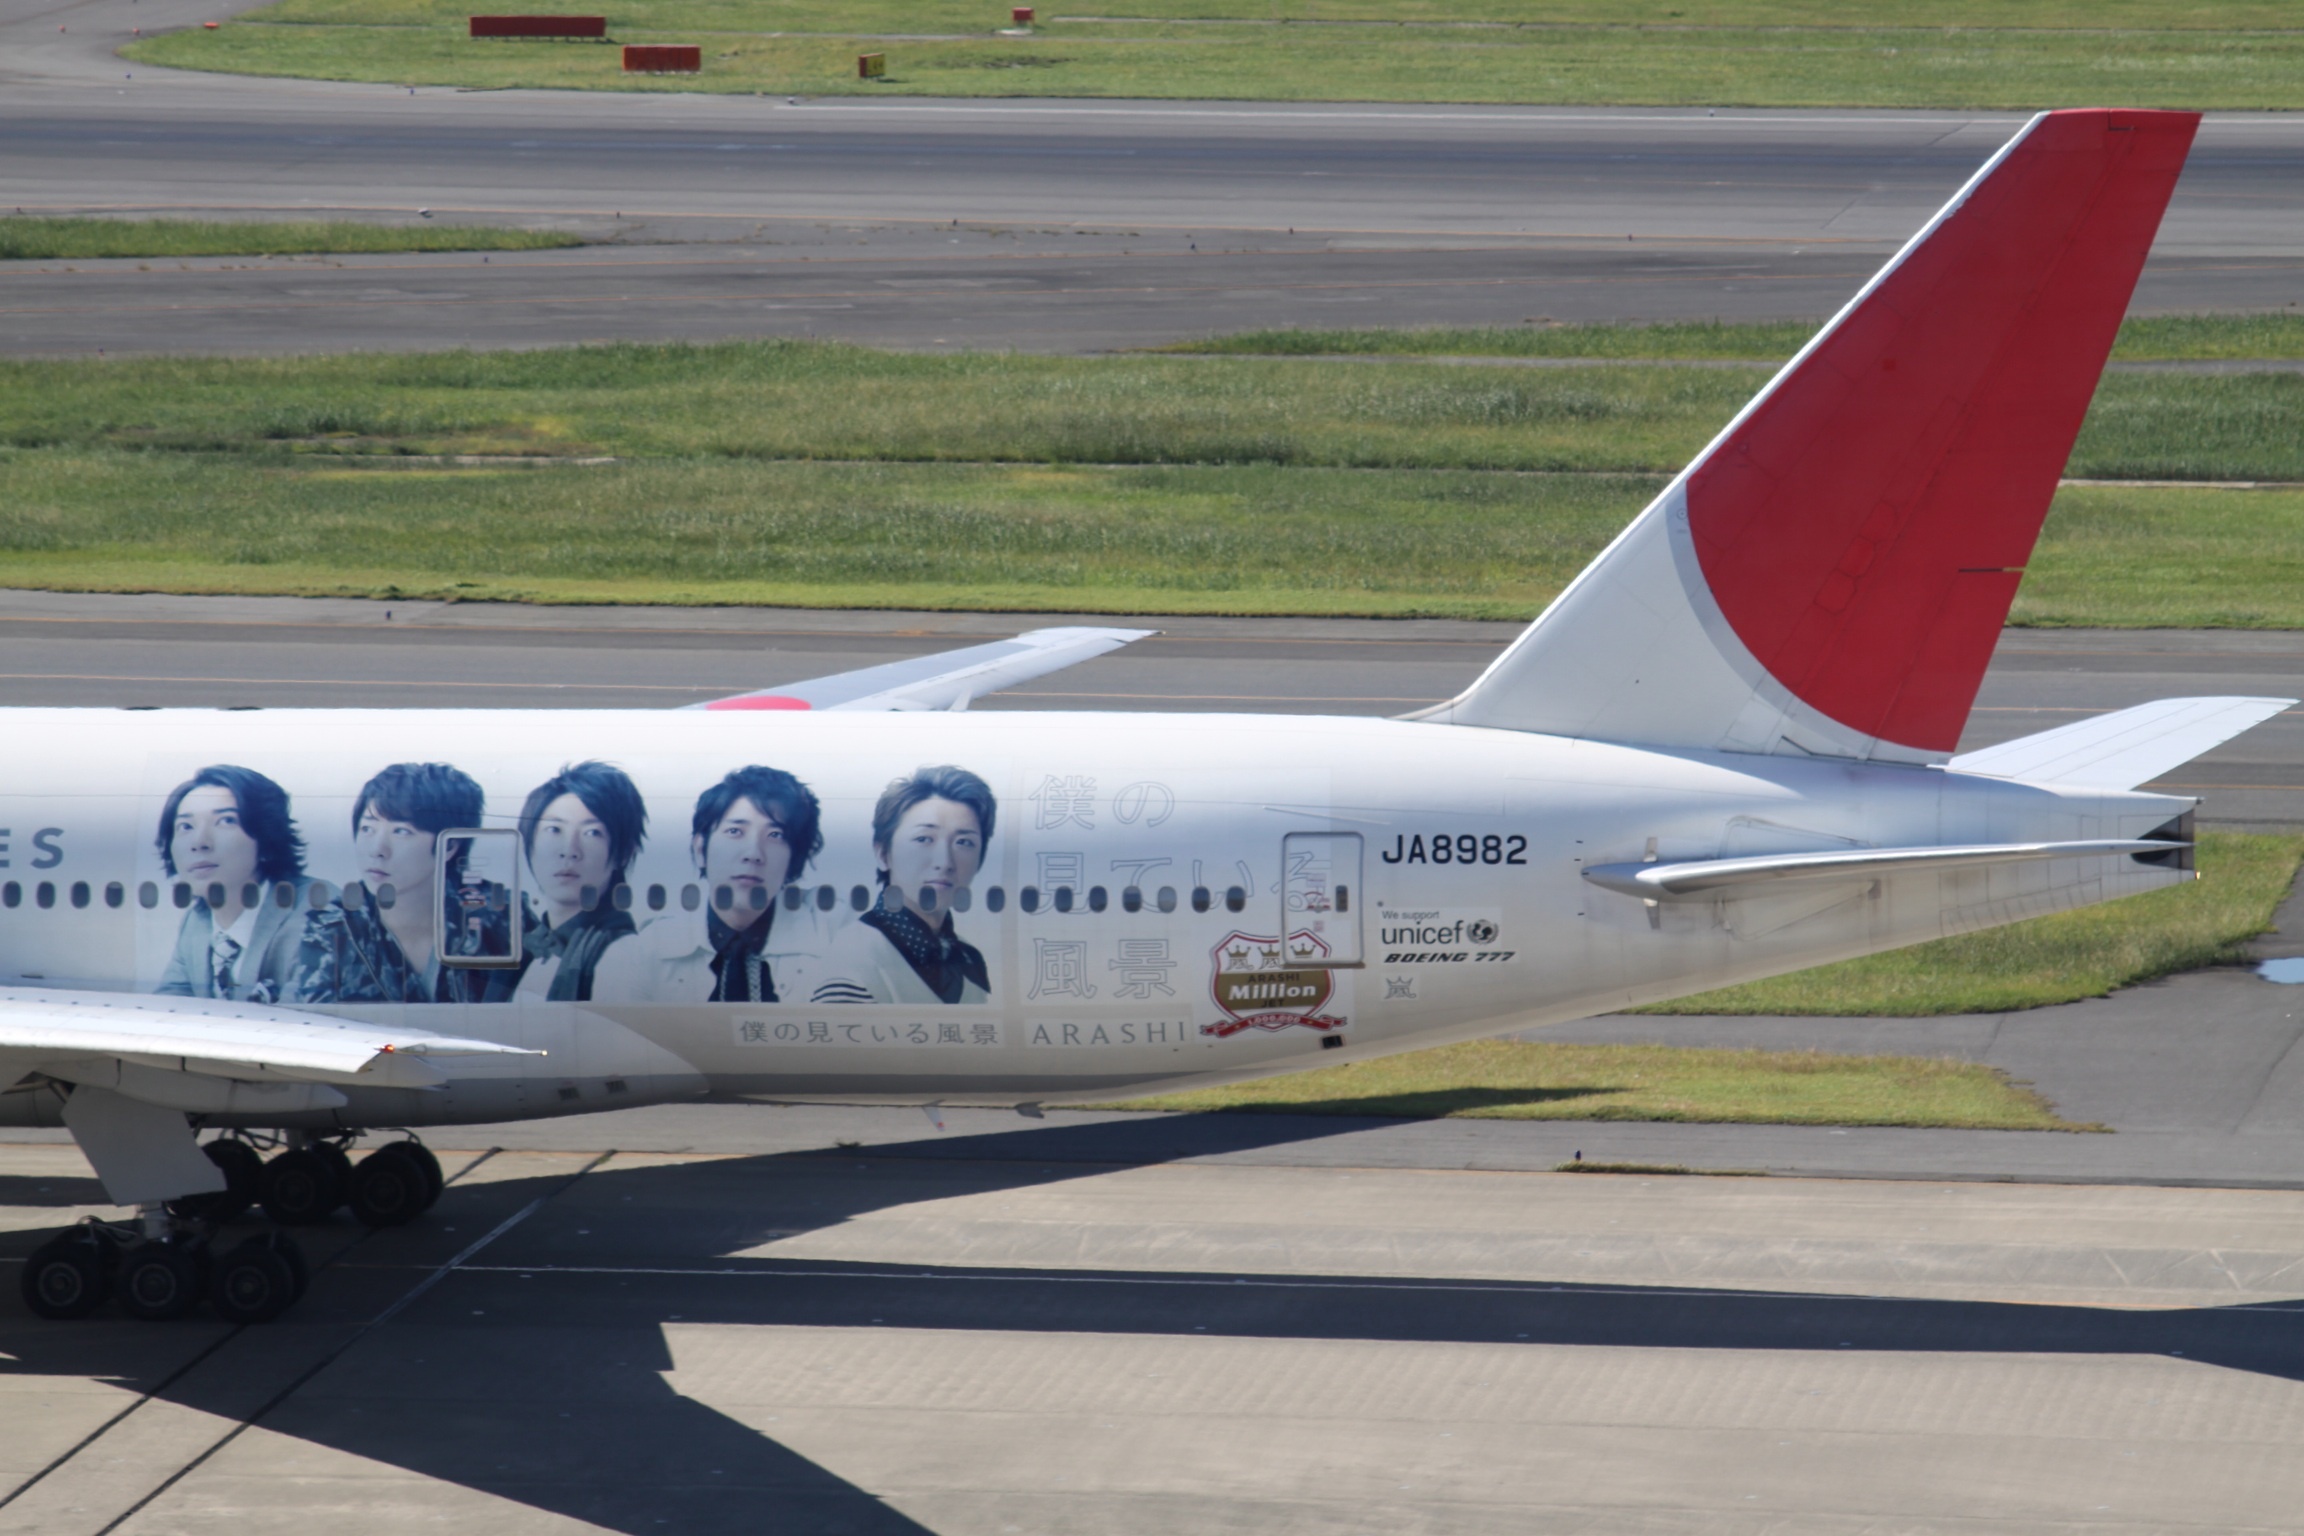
[1429,109,2198,762]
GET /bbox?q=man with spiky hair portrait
[152,764,312,1003]
[497,761,647,1003]
[591,765,828,1005]
[294,762,498,1004]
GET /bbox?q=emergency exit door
[1282,831,1362,967]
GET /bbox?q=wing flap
[1584,838,2171,902]
[1948,696,2296,790]
[691,626,1155,713]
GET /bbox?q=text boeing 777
[2,108,2287,1323]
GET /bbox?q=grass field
[0,217,581,262]
[1641,832,2304,1016]
[126,0,2304,108]
[1172,314,2304,364]
[1094,1039,2084,1129]
[1,338,2300,620]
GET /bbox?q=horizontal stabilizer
[1948,697,2295,790]
[692,626,1155,713]
[1584,838,2174,903]
[0,988,540,1089]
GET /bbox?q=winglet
[692,626,1156,713]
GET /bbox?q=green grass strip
[1092,1039,2086,1130]
[0,217,581,261]
[1639,832,2304,1016]
[127,3,2304,110]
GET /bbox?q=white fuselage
[0,707,2190,1130]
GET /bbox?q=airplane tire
[397,1141,446,1211]
[166,1139,263,1224]
[118,1243,208,1322]
[259,1149,346,1226]
[21,1233,111,1320]
[208,1239,297,1325]
[348,1146,428,1228]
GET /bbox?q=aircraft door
[439,829,523,969]
[1282,831,1362,967]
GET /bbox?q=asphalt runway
[4,0,2302,354]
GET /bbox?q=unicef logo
[1467,919,1498,945]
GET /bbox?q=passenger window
[241,882,260,910]
[648,884,668,912]
[1122,886,1142,913]
[173,882,191,910]
[2,881,17,909]
[69,882,90,910]
[272,881,295,909]
[309,881,335,909]
[1088,886,1108,913]
[1225,885,1246,914]
[917,884,938,913]
[1157,886,1177,913]
[139,881,159,910]
[682,884,701,912]
[376,883,397,910]
[816,884,835,912]
[783,885,804,911]
[849,885,869,912]
[36,883,55,910]
[206,882,226,910]
[714,884,734,912]
[952,887,972,912]
[748,885,768,911]
[580,884,601,913]
[105,882,124,910]
[1191,886,1211,913]
[1020,885,1040,914]
[611,884,633,913]
[1053,886,1074,913]
[986,885,1006,913]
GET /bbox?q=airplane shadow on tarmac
[2,1111,2301,1534]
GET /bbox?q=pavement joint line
[92,1147,615,1536]
[0,1143,507,1514]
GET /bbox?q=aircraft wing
[0,986,539,1091]
[691,626,1156,712]
[1947,696,2296,790]
[1583,839,2173,902]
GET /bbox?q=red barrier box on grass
[470,15,606,38]
[623,43,700,72]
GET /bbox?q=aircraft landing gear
[348,1141,439,1228]
[258,1144,348,1226]
[18,1213,308,1324]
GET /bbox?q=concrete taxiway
[4,0,2302,354]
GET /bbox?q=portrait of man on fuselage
[294,762,500,1004]
[494,761,646,1004]
[590,766,825,1005]
[151,765,313,1003]
[811,765,994,1007]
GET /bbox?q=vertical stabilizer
[1424,109,2198,763]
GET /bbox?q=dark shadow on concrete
[2,1140,2299,1529]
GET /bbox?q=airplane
[2,106,2289,1327]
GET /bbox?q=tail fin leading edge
[1425,109,2199,763]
